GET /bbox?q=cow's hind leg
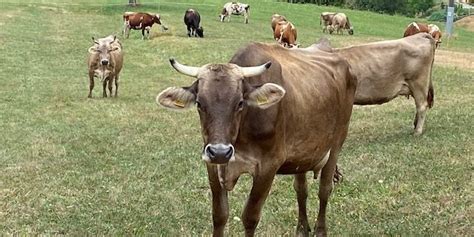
[315,150,338,237]
[294,173,310,236]
[411,86,429,135]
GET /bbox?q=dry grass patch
[435,50,474,71]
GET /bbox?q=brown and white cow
[87,35,123,98]
[123,12,167,40]
[331,33,436,135]
[329,13,354,35]
[320,12,336,33]
[403,22,442,48]
[219,2,250,24]
[156,42,356,236]
[274,20,298,48]
[271,13,287,32]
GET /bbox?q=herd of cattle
[87,2,443,236]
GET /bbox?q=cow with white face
[219,2,250,24]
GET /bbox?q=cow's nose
[101,59,109,66]
[205,144,234,164]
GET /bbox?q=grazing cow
[329,13,354,35]
[274,20,298,48]
[87,35,123,98]
[403,22,442,48]
[156,42,356,236]
[123,12,167,40]
[320,12,336,33]
[219,2,250,24]
[184,9,204,37]
[271,13,287,32]
[331,33,436,135]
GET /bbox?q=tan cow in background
[87,35,123,98]
[329,13,354,35]
[332,33,436,135]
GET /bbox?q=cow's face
[157,59,285,165]
[348,28,354,35]
[196,27,204,37]
[432,31,442,48]
[89,36,119,66]
[153,14,162,25]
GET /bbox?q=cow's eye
[196,101,202,109]
[237,100,244,110]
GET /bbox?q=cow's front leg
[315,150,338,237]
[108,76,114,97]
[207,165,229,237]
[294,173,310,236]
[114,75,119,97]
[102,78,108,97]
[88,71,94,98]
[242,172,276,237]
[141,28,145,40]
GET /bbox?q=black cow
[184,9,204,37]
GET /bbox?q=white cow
[219,2,250,24]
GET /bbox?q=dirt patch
[455,15,474,32]
[435,49,474,71]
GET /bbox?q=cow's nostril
[206,145,216,158]
[101,60,109,65]
[224,147,233,159]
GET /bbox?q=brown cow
[320,12,336,33]
[271,13,287,32]
[331,33,436,135]
[123,12,167,40]
[274,20,298,48]
[156,42,356,236]
[329,13,354,35]
[87,35,123,98]
[403,22,442,48]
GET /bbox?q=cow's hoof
[414,130,423,136]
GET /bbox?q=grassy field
[0,0,473,235]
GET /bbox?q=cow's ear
[156,86,196,110]
[88,46,98,54]
[246,83,285,109]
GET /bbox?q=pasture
[0,0,473,235]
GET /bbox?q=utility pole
[446,0,455,37]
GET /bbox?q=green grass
[0,0,473,235]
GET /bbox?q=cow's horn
[240,61,272,77]
[92,37,99,45]
[169,58,200,77]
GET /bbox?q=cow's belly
[277,148,331,174]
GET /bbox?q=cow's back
[230,43,356,172]
[334,33,435,104]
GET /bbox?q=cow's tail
[426,33,435,109]
[428,80,434,109]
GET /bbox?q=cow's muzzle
[203,143,234,164]
[101,59,109,66]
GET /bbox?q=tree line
[281,0,435,17]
